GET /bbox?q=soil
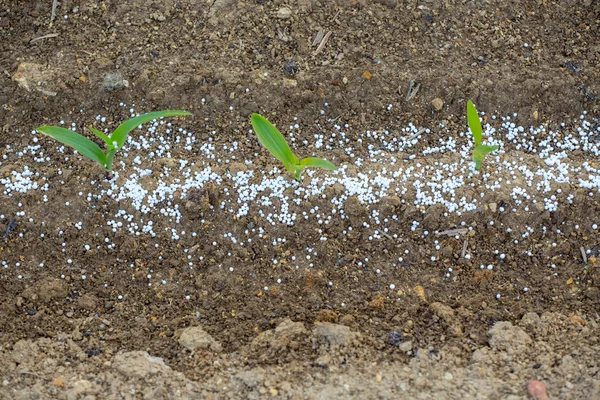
[1,0,599,399]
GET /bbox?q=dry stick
[30,33,59,44]
[461,239,468,258]
[312,29,324,46]
[580,247,587,264]
[330,10,341,22]
[314,31,332,55]
[437,228,468,237]
[406,79,420,101]
[407,127,427,142]
[380,232,393,240]
[51,0,58,22]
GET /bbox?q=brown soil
[1,1,599,399]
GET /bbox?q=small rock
[179,326,222,352]
[65,379,97,400]
[77,293,98,310]
[374,0,398,7]
[234,369,265,388]
[339,314,355,326]
[565,381,573,389]
[387,330,404,347]
[432,97,444,111]
[11,340,39,365]
[314,322,357,347]
[316,309,338,323]
[276,7,293,19]
[157,158,178,169]
[444,372,453,380]
[282,78,298,88]
[13,62,59,96]
[489,202,497,212]
[252,318,308,350]
[22,277,69,304]
[489,321,532,354]
[14,389,43,400]
[228,162,248,176]
[430,302,463,336]
[414,285,427,302]
[568,314,586,327]
[527,380,549,400]
[114,351,171,378]
[103,71,128,92]
[283,60,298,75]
[399,340,412,352]
[150,12,166,21]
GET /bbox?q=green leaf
[251,114,299,171]
[293,165,304,182]
[299,157,337,171]
[88,126,112,146]
[37,126,108,168]
[110,110,192,150]
[293,158,337,181]
[467,100,483,146]
[473,144,499,171]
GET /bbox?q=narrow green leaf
[299,157,338,171]
[89,126,112,146]
[475,158,483,171]
[467,100,483,146]
[473,144,499,171]
[294,165,304,182]
[251,114,299,171]
[37,126,107,168]
[111,110,192,150]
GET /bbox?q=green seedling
[37,110,192,178]
[467,100,498,170]
[251,113,337,181]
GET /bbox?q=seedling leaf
[37,126,107,167]
[38,110,191,174]
[299,157,337,171]
[467,100,482,146]
[111,110,192,150]
[89,126,112,146]
[251,113,299,171]
[251,114,338,182]
[473,144,499,171]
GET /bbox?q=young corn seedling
[251,113,337,182]
[37,110,192,179]
[467,100,498,170]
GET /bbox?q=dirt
[1,0,599,399]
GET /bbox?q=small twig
[380,232,393,240]
[314,31,332,55]
[312,29,324,46]
[19,370,49,381]
[30,33,59,44]
[461,239,468,258]
[406,80,420,101]
[51,0,58,22]
[330,10,341,22]
[580,247,587,264]
[437,228,468,237]
[407,128,427,142]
